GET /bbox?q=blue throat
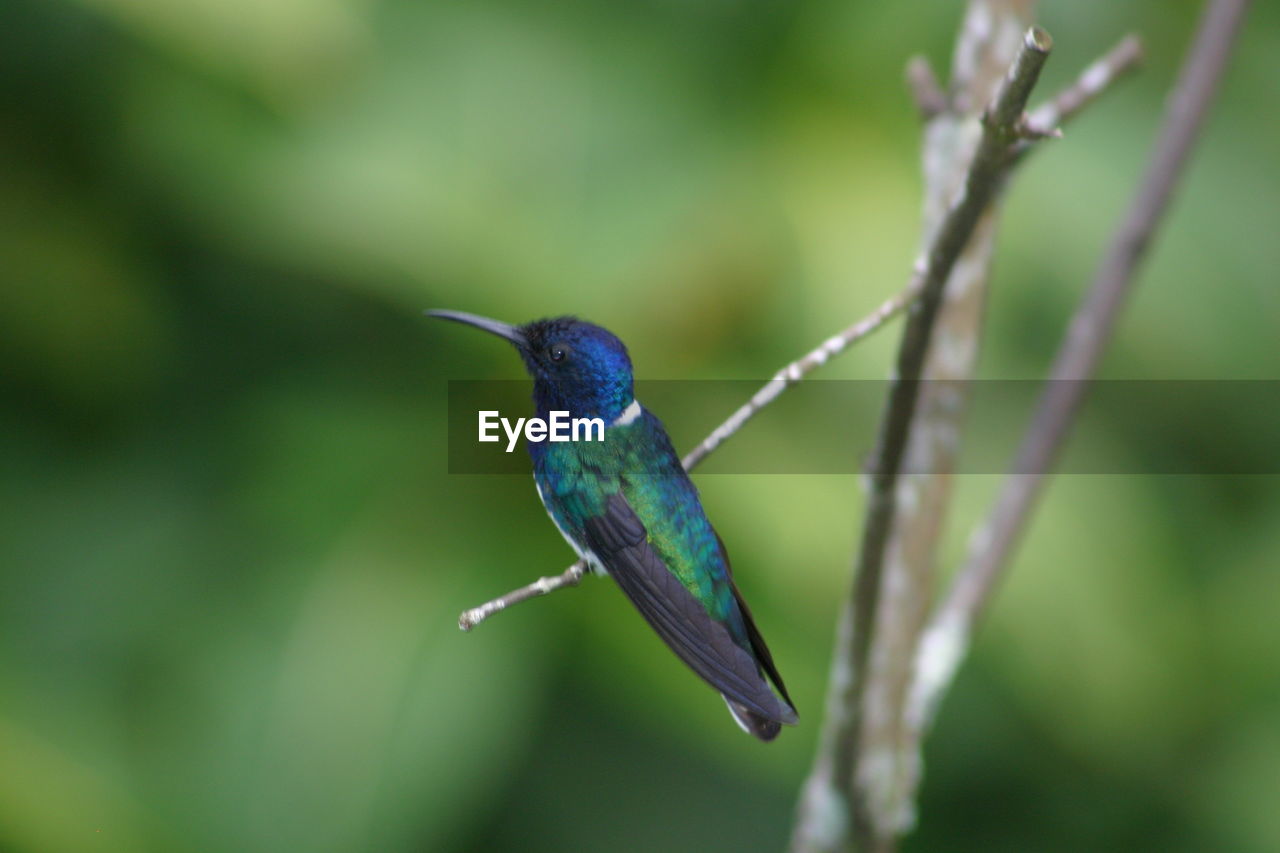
[532,376,632,423]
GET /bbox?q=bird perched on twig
[431,310,797,740]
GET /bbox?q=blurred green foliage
[2,0,1278,851]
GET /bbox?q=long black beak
[426,309,527,348]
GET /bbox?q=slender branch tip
[1027,26,1054,54]
[1023,34,1146,142]
[906,56,948,119]
[457,562,587,631]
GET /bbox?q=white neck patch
[611,399,642,427]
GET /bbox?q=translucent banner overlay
[444,380,1280,475]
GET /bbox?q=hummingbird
[430,310,797,740]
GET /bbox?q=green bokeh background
[3,1,1277,851]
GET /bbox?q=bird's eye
[549,345,568,363]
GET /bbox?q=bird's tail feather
[724,696,783,742]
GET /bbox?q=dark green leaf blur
[2,1,1277,851]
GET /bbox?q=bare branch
[791,25,1055,853]
[852,20,1052,751]
[458,562,586,631]
[950,0,1038,110]
[984,27,1054,132]
[681,286,917,472]
[859,27,1146,845]
[1025,35,1144,136]
[913,0,1251,732]
[905,56,947,120]
[854,2,1037,844]
[457,286,917,631]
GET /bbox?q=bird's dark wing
[582,491,794,723]
[715,532,796,714]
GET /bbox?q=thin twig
[681,286,918,472]
[906,56,947,119]
[911,0,1251,733]
[458,562,586,631]
[1025,35,1144,136]
[456,286,917,631]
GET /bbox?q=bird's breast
[534,474,607,576]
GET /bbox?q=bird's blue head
[429,310,634,421]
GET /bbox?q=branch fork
[792,13,1156,853]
